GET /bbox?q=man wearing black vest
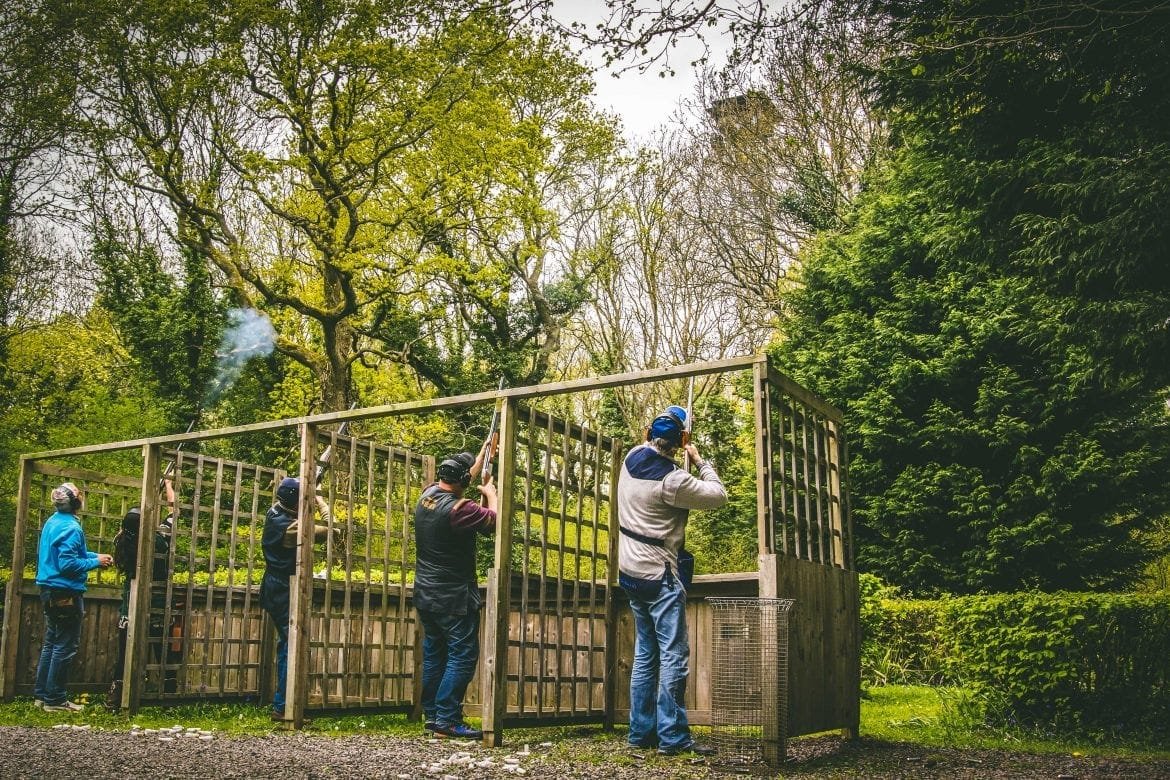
[414,447,497,739]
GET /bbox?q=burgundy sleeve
[450,499,496,533]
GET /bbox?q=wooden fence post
[753,358,775,561]
[287,423,316,728]
[124,444,161,713]
[481,398,516,747]
[755,358,784,765]
[0,457,33,701]
[602,438,623,730]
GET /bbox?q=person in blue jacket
[34,482,113,712]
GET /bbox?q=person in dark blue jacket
[34,482,113,712]
[260,476,334,721]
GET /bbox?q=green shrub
[940,592,1170,738]
[860,574,949,685]
[871,599,949,685]
[864,584,1170,737]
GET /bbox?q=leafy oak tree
[73,0,617,412]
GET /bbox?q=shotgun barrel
[315,402,359,486]
[481,378,506,479]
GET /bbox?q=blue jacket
[35,511,100,592]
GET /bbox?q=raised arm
[663,444,728,511]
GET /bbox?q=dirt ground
[1,725,1166,779]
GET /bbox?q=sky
[553,0,734,140]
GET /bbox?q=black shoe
[658,741,716,757]
[424,720,437,733]
[432,722,482,739]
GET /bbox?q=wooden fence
[2,355,859,757]
[2,571,850,741]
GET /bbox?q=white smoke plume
[204,307,277,405]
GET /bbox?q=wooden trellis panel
[307,433,434,709]
[142,451,286,701]
[756,365,852,569]
[499,405,622,723]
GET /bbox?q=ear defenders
[437,452,475,486]
[65,485,82,513]
[645,407,687,447]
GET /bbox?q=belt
[618,525,666,548]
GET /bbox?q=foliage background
[2,0,1169,598]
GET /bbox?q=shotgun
[683,376,695,470]
[161,418,198,488]
[481,378,506,481]
[315,402,359,486]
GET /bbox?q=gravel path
[1,725,1167,779]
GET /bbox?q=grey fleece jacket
[616,442,728,583]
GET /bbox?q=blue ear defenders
[646,409,686,445]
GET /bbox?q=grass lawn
[860,685,1170,760]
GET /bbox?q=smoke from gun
[204,308,277,406]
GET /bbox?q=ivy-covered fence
[861,576,1170,735]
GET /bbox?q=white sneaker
[42,700,85,712]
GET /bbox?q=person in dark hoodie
[413,445,497,740]
[107,479,178,710]
[34,482,113,712]
[260,476,336,721]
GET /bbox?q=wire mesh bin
[706,597,795,769]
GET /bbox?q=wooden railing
[3,569,855,741]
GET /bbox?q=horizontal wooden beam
[29,460,143,489]
[26,354,763,459]
[767,365,845,422]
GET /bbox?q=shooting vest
[413,484,481,616]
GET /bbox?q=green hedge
[861,579,1170,736]
[941,592,1170,734]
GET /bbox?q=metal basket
[706,597,795,769]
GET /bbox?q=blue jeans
[417,608,480,726]
[34,589,83,706]
[260,573,290,714]
[626,571,692,750]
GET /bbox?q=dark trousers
[417,607,480,726]
[260,573,291,714]
[34,589,83,706]
[113,612,178,699]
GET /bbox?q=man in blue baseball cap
[617,405,727,756]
